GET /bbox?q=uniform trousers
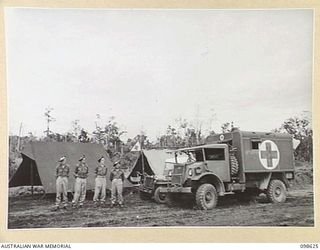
[93,177,107,203]
[55,176,68,207]
[72,177,87,205]
[111,179,123,205]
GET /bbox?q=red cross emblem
[260,142,278,168]
[259,140,280,170]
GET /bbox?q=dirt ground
[8,161,314,228]
[7,186,314,228]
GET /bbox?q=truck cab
[169,144,236,188]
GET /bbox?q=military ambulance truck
[159,130,295,210]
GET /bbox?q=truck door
[204,146,230,182]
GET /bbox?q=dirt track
[8,184,314,228]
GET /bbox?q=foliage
[156,118,206,148]
[92,116,127,151]
[273,111,312,162]
[78,129,90,143]
[9,108,313,182]
[221,122,232,133]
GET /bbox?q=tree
[104,117,127,150]
[156,118,205,148]
[79,129,90,143]
[44,107,55,137]
[273,111,312,162]
[221,122,233,133]
[71,120,81,142]
[92,116,126,153]
[92,114,107,145]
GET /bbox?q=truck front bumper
[139,185,153,194]
[159,186,192,194]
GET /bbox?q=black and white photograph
[5,8,314,229]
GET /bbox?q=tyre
[195,183,218,210]
[139,191,151,201]
[154,186,168,204]
[267,179,287,203]
[230,154,239,177]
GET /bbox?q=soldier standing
[110,161,125,208]
[72,155,89,208]
[93,156,108,206]
[54,156,70,210]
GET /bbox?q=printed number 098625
[300,244,319,249]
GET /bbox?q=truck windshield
[194,149,204,162]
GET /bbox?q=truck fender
[192,173,225,195]
[258,173,272,190]
[271,172,291,188]
[260,173,290,190]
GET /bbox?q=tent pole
[30,160,34,196]
[141,149,145,175]
[140,132,145,175]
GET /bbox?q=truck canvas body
[159,130,295,210]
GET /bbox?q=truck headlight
[188,168,193,176]
[195,167,202,175]
[168,170,172,177]
[285,172,293,179]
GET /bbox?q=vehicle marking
[259,140,280,170]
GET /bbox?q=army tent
[9,141,132,194]
[128,149,174,184]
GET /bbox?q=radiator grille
[171,164,185,185]
[173,164,184,174]
[171,175,182,184]
[144,176,154,188]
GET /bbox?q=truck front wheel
[154,186,168,204]
[267,179,287,203]
[195,183,218,210]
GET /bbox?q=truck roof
[239,130,292,139]
[206,130,292,144]
[173,143,228,152]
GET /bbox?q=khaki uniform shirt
[110,169,124,181]
[74,162,89,178]
[56,163,70,177]
[95,164,107,177]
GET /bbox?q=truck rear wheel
[267,179,287,203]
[195,184,218,210]
[154,186,168,204]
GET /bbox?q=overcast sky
[5,8,313,141]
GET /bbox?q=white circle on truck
[219,134,224,141]
[258,140,280,170]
